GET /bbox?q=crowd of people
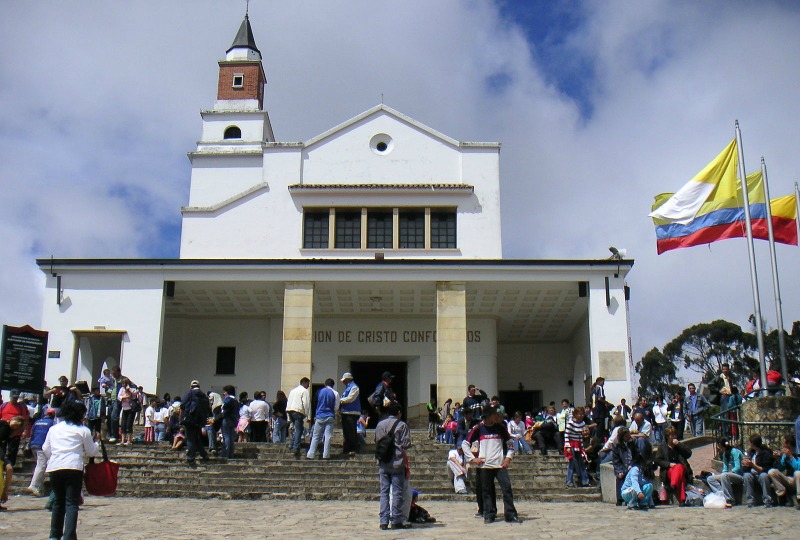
[2,364,800,535]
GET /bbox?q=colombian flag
[652,171,798,254]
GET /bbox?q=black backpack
[375,419,401,463]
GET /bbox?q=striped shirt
[565,419,586,443]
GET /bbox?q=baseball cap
[381,371,395,381]
[45,408,56,417]
[190,380,200,387]
[340,372,353,382]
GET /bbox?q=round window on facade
[224,126,242,140]
[369,133,394,155]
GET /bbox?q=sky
[2,0,800,382]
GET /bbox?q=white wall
[179,109,502,259]
[497,342,575,408]
[40,272,165,394]
[302,112,461,184]
[159,317,275,398]
[587,273,633,405]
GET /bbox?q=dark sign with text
[1,325,48,394]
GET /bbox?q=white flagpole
[795,182,800,245]
[760,158,788,384]
[735,121,768,396]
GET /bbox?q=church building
[38,15,634,424]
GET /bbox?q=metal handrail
[708,402,796,456]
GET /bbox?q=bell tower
[216,14,267,110]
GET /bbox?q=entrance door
[350,360,407,428]
[499,390,542,416]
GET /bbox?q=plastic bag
[703,492,727,509]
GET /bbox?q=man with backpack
[374,402,411,530]
[180,380,212,465]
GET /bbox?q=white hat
[340,372,354,382]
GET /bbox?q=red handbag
[84,440,120,496]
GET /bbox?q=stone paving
[1,496,797,539]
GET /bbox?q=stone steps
[10,438,598,502]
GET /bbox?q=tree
[763,323,800,377]
[636,347,682,399]
[662,319,756,390]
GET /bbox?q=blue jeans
[445,429,455,446]
[289,411,306,451]
[622,482,654,508]
[567,456,589,486]
[653,423,666,444]
[379,469,405,525]
[221,418,236,458]
[273,416,287,443]
[689,415,704,436]
[306,416,334,459]
[206,424,218,451]
[154,423,166,442]
[108,400,121,440]
[513,437,532,455]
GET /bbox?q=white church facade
[38,15,634,424]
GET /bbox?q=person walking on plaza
[462,406,520,524]
[339,372,361,457]
[43,399,99,540]
[306,378,339,460]
[181,380,212,466]
[25,408,56,497]
[685,383,709,436]
[375,402,412,530]
[287,377,311,458]
[221,385,239,459]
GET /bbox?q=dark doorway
[499,390,542,416]
[350,361,407,428]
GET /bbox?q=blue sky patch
[497,0,596,119]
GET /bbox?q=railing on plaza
[708,402,795,456]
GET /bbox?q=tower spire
[227,12,260,56]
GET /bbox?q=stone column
[436,281,467,406]
[281,282,314,392]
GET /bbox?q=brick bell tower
[216,14,266,110]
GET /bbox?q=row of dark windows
[303,209,456,250]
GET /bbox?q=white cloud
[1,1,799,375]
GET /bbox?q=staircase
[11,431,600,502]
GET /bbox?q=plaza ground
[1,497,796,539]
